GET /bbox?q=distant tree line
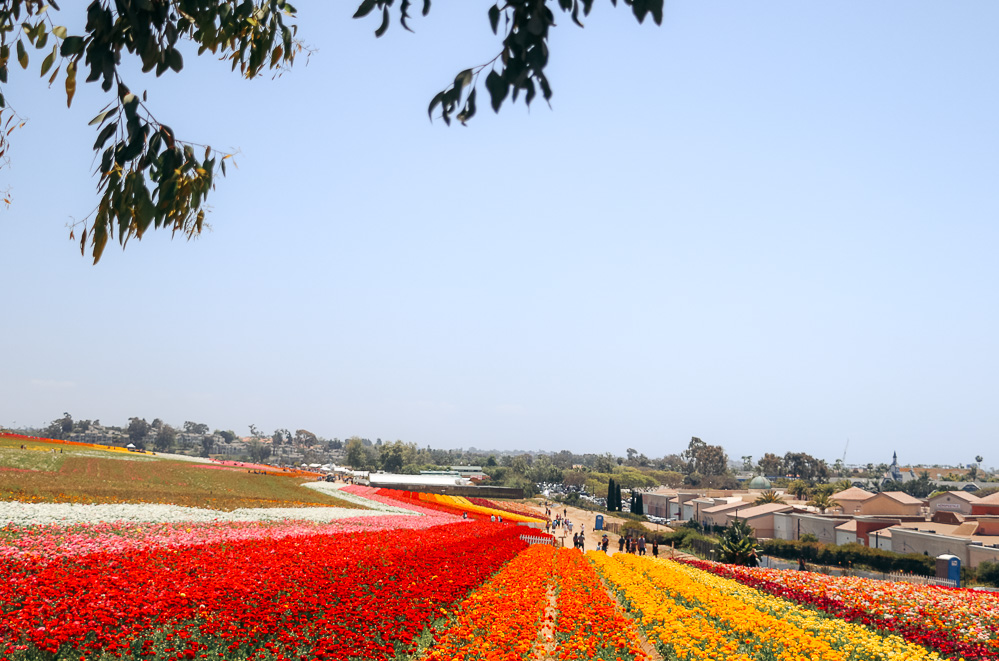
[17,414,994,497]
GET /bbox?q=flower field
[342,485,545,524]
[591,553,949,661]
[0,438,344,511]
[0,522,529,661]
[683,557,999,660]
[1,446,993,661]
[424,545,647,661]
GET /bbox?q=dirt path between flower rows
[598,573,665,661]
[529,584,560,661]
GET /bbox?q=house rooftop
[702,501,748,515]
[929,490,980,503]
[875,491,925,506]
[728,502,792,519]
[833,486,875,501]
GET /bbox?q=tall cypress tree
[607,478,616,512]
[636,492,644,516]
[615,482,623,512]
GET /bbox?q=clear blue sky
[2,2,997,468]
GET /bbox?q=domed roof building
[747,475,772,490]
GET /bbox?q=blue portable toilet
[595,515,604,531]
[936,554,961,587]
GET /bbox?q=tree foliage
[0,0,302,262]
[681,436,728,476]
[358,0,664,126]
[753,489,785,505]
[154,423,176,451]
[806,491,839,513]
[717,518,758,567]
[2,0,663,262]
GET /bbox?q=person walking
[601,535,610,553]
[618,536,625,553]
[638,536,646,556]
[652,539,659,558]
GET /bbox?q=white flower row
[302,482,422,514]
[0,499,415,527]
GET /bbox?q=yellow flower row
[660,559,946,661]
[418,493,544,523]
[591,553,945,661]
[588,551,755,661]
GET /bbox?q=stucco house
[856,491,924,517]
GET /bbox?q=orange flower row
[424,544,557,661]
[554,549,647,661]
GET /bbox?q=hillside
[0,435,358,511]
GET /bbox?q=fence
[520,534,556,546]
[887,572,958,588]
[758,555,958,587]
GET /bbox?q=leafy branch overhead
[355,0,664,125]
[0,1,662,264]
[0,0,303,263]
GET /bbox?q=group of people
[545,513,576,534]
[616,533,658,557]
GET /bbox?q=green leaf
[485,70,508,113]
[40,45,56,77]
[428,91,445,119]
[93,121,117,150]
[374,7,390,37]
[458,87,476,125]
[16,40,28,69]
[167,48,183,73]
[353,0,378,19]
[65,60,76,107]
[489,5,501,34]
[60,36,84,57]
[89,109,113,126]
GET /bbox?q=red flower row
[0,523,527,661]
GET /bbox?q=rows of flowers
[423,546,646,661]
[0,486,461,560]
[347,486,544,523]
[683,557,999,660]
[466,497,544,520]
[553,549,648,661]
[423,544,557,661]
[590,553,947,661]
[0,522,526,661]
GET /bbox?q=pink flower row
[0,510,460,561]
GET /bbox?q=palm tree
[807,492,840,513]
[753,490,786,505]
[787,479,812,500]
[832,479,852,493]
[718,519,759,567]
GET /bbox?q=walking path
[540,501,696,561]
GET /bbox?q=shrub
[758,539,935,575]
[978,560,999,587]
[620,520,650,538]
